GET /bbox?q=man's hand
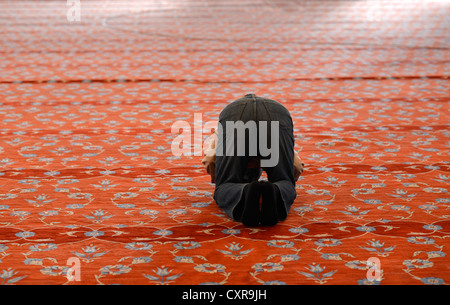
[202,131,217,183]
[294,152,304,181]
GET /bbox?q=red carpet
[0,0,449,285]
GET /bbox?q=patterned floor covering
[0,0,449,285]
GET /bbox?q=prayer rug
[0,0,448,285]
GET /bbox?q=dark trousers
[213,94,297,220]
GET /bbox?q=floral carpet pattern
[0,0,449,285]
